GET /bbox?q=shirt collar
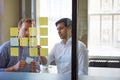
[61,37,72,45]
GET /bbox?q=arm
[37,45,55,66]
[40,45,56,66]
[78,42,88,75]
[0,42,27,72]
[5,60,27,72]
[0,52,26,72]
[0,43,10,72]
[37,46,47,65]
[40,56,47,65]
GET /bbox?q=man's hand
[5,60,27,72]
[18,25,26,38]
[13,60,27,71]
[30,61,39,72]
[36,45,47,65]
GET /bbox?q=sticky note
[29,27,37,36]
[40,28,48,36]
[10,38,19,46]
[10,28,18,36]
[29,48,38,56]
[39,17,48,25]
[10,48,19,56]
[40,48,48,56]
[20,38,28,46]
[26,57,34,64]
[29,38,38,46]
[40,38,48,46]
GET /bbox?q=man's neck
[63,37,71,44]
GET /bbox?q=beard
[59,34,67,39]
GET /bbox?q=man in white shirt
[41,18,88,75]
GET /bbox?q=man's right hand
[13,60,27,71]
[5,60,27,72]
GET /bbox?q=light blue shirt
[0,41,40,72]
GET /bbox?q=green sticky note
[40,48,48,56]
[29,48,38,56]
[39,17,48,25]
[40,28,48,36]
[29,38,38,46]
[20,38,28,46]
[40,38,48,46]
[10,48,18,56]
[29,27,37,36]
[10,28,18,36]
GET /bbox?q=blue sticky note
[26,57,33,64]
[10,38,19,46]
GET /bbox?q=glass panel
[37,0,72,75]
[77,0,88,76]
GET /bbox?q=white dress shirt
[47,38,88,75]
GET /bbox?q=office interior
[0,0,120,78]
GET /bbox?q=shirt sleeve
[0,68,5,72]
[77,42,88,75]
[0,44,10,72]
[46,45,56,66]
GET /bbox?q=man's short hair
[18,18,33,27]
[55,18,72,27]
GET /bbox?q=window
[88,0,120,56]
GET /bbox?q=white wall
[0,0,20,45]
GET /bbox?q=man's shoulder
[77,40,86,48]
[0,41,10,50]
[54,41,62,46]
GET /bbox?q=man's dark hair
[18,18,33,27]
[55,18,72,27]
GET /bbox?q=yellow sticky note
[40,48,48,56]
[29,48,38,56]
[20,38,28,46]
[29,27,37,36]
[29,38,37,46]
[10,48,18,56]
[10,28,18,36]
[40,38,48,46]
[39,17,48,25]
[40,28,48,36]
